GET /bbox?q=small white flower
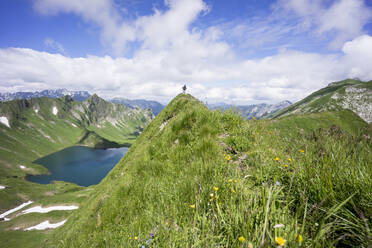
[273,224,285,229]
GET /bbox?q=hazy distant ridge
[208,100,292,119]
[0,89,91,101]
[111,98,165,115]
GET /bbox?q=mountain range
[0,89,91,102]
[0,79,371,247]
[49,90,371,247]
[111,98,165,115]
[0,89,167,116]
[208,100,292,119]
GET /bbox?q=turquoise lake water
[26,146,128,186]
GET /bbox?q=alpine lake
[26,146,128,186]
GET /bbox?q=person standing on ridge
[182,84,187,94]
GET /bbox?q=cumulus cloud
[1,34,372,104]
[34,0,135,55]
[33,0,210,56]
[276,0,372,49]
[341,35,372,79]
[1,0,370,104]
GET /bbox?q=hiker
[182,84,187,94]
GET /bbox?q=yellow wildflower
[134,237,138,241]
[213,186,219,192]
[275,157,280,161]
[189,204,195,209]
[129,237,132,240]
[288,158,292,162]
[238,236,246,242]
[231,189,236,193]
[210,193,214,198]
[298,234,303,243]
[275,237,286,246]
[299,149,305,153]
[228,179,233,183]
[284,164,288,168]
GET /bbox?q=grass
[273,79,372,118]
[47,94,371,247]
[0,96,152,247]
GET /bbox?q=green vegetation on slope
[0,95,153,247]
[51,94,372,247]
[273,79,372,123]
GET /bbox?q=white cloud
[276,0,372,49]
[34,0,135,55]
[1,35,372,104]
[44,38,66,54]
[341,35,372,79]
[1,0,369,105]
[33,0,210,56]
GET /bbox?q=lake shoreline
[25,146,128,187]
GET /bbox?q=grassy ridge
[273,79,372,120]
[52,94,372,247]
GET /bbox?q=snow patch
[19,165,26,170]
[0,116,10,128]
[52,106,58,115]
[21,205,78,214]
[0,185,5,189]
[0,201,33,220]
[25,220,67,231]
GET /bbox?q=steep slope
[273,79,372,122]
[111,97,165,115]
[51,94,371,247]
[208,100,292,119]
[0,95,153,211]
[0,89,91,102]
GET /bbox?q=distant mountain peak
[207,100,292,119]
[111,97,165,115]
[0,88,91,102]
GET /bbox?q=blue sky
[1,0,372,104]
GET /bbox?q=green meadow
[44,94,371,247]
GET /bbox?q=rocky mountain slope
[273,79,372,122]
[111,98,165,115]
[208,100,292,119]
[0,89,91,102]
[47,94,371,247]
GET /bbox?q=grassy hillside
[0,95,153,247]
[50,94,371,247]
[273,79,372,123]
